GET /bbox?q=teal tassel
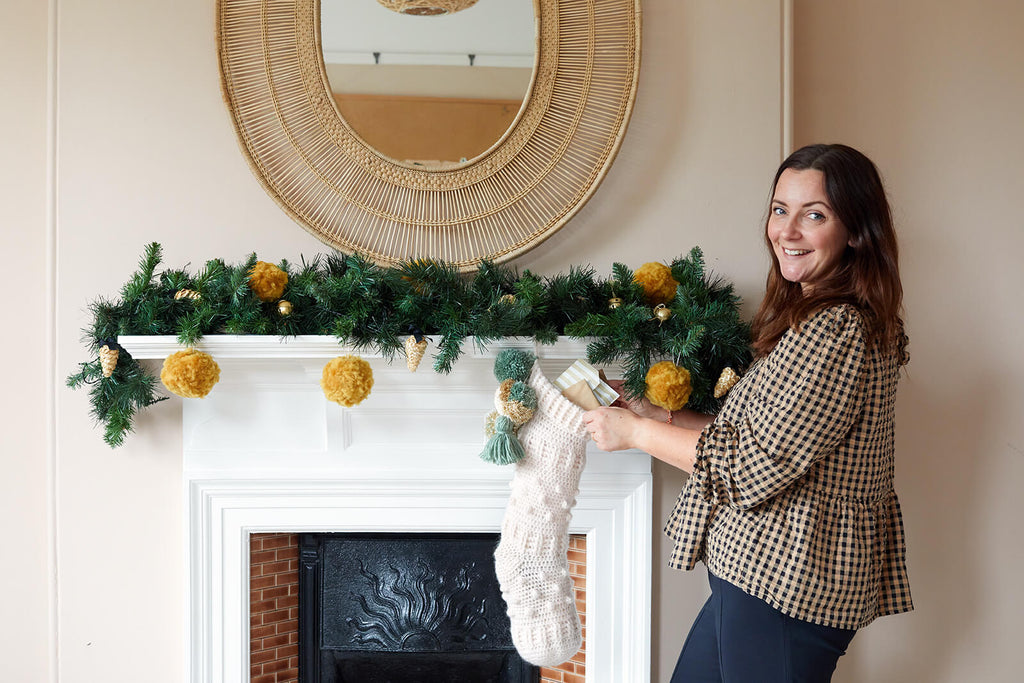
[479,415,526,465]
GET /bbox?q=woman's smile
[768,169,851,293]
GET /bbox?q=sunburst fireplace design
[118,335,653,683]
[299,533,535,682]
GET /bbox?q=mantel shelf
[118,335,594,361]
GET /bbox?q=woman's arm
[581,406,713,474]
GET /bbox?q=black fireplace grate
[298,533,538,683]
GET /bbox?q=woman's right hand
[607,379,715,431]
[583,406,644,452]
[607,379,664,421]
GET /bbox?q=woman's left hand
[582,406,643,451]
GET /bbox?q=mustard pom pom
[160,349,221,399]
[321,355,374,407]
[503,401,536,426]
[248,261,289,302]
[494,378,516,409]
[633,262,679,305]
[645,360,692,411]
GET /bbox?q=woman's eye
[807,211,825,221]
[771,206,786,216]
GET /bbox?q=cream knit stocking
[494,364,589,667]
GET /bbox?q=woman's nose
[779,215,800,238]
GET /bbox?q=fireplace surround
[119,336,652,683]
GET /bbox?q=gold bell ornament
[608,296,623,310]
[405,334,428,372]
[277,299,293,316]
[653,303,673,323]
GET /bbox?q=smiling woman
[216,0,641,269]
[768,168,852,293]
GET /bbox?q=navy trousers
[670,572,856,683]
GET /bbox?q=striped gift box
[552,359,619,406]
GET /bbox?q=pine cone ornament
[99,344,119,378]
[714,366,740,398]
[405,334,427,372]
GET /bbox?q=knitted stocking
[494,364,589,666]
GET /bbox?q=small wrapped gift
[561,379,601,410]
[553,359,619,406]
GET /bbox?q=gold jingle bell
[653,304,672,322]
[277,299,293,316]
[608,296,623,310]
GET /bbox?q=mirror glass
[321,1,536,169]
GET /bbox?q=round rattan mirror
[217,0,641,271]
[320,1,535,168]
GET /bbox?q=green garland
[67,243,753,447]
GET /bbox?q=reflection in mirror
[321,1,535,168]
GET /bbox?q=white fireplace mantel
[120,336,653,683]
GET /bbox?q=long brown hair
[751,144,906,359]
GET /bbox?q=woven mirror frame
[217,0,641,271]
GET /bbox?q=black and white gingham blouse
[665,304,913,629]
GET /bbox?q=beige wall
[1,0,54,681]
[13,0,1023,681]
[16,1,780,681]
[794,1,1024,681]
[36,1,781,681]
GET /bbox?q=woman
[583,144,913,682]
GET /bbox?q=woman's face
[768,168,851,293]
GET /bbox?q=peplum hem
[666,482,913,630]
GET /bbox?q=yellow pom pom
[160,349,221,399]
[248,261,288,302]
[644,360,692,412]
[633,262,679,306]
[321,355,374,407]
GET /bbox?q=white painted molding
[45,0,60,678]
[153,336,654,682]
[119,334,593,360]
[188,475,652,683]
[782,0,794,157]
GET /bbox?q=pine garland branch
[70,243,753,447]
[66,353,166,447]
[120,242,163,301]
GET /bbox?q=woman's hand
[582,406,644,452]
[606,379,665,421]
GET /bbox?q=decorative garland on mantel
[67,243,752,447]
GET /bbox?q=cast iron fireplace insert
[298,532,538,683]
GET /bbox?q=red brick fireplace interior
[250,533,587,683]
